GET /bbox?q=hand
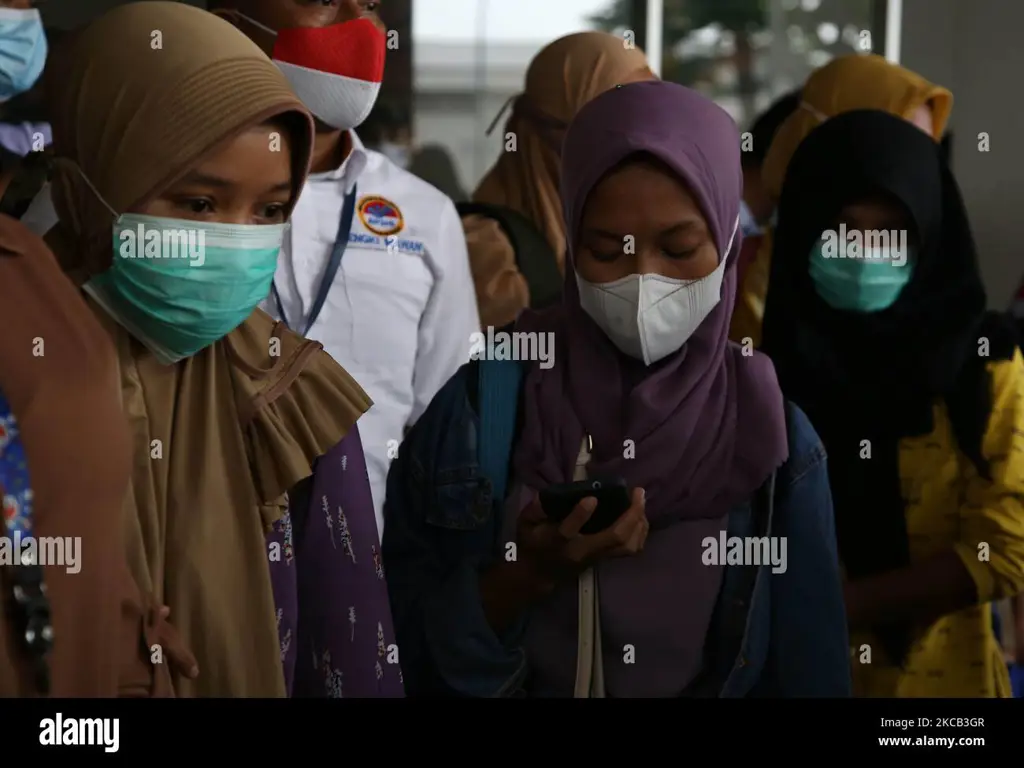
[155,606,199,680]
[517,488,648,585]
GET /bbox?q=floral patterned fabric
[268,424,403,697]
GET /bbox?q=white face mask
[576,217,738,365]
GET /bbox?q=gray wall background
[900,0,1020,309]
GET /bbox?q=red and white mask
[235,15,386,131]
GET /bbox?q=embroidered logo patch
[357,195,404,236]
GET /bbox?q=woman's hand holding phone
[518,487,648,586]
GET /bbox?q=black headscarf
[761,109,1015,662]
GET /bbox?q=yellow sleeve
[954,348,1024,602]
[728,232,771,346]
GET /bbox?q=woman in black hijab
[762,109,1024,697]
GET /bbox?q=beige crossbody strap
[572,435,606,698]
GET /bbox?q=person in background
[10,23,77,233]
[212,0,479,541]
[408,144,467,204]
[735,90,799,288]
[0,1,47,214]
[363,103,413,170]
[762,109,1024,697]
[384,81,850,698]
[0,216,195,697]
[729,54,951,347]
[46,1,399,697]
[464,31,653,330]
[740,90,800,239]
[0,24,58,159]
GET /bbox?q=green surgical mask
[808,239,915,312]
[85,213,284,364]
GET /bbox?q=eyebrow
[176,173,292,194]
[585,220,704,239]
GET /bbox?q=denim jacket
[382,363,852,697]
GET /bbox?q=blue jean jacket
[382,363,851,697]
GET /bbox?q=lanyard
[273,185,358,336]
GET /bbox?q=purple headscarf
[513,81,788,697]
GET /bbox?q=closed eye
[663,248,697,260]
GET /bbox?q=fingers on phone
[632,487,646,510]
[629,515,649,552]
[560,496,597,538]
[607,488,646,548]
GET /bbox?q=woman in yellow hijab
[729,54,952,346]
[465,32,653,329]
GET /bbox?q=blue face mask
[0,8,46,103]
[808,240,916,312]
[84,213,284,364]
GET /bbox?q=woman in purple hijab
[382,81,850,698]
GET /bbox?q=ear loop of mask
[51,156,123,227]
[486,94,566,154]
[717,214,740,272]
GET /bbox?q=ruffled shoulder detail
[225,309,372,520]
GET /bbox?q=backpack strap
[474,357,525,507]
[458,201,562,311]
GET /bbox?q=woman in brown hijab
[44,1,371,697]
[465,32,653,329]
[0,215,194,697]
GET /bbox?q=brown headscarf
[45,2,371,697]
[0,215,195,697]
[467,32,651,328]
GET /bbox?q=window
[365,0,887,196]
[647,0,882,126]
[365,0,641,198]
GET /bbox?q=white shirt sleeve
[408,197,479,426]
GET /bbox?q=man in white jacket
[212,0,480,539]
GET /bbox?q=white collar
[308,130,369,194]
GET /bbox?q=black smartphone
[539,476,630,535]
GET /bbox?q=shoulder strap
[474,357,525,506]
[458,201,563,311]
